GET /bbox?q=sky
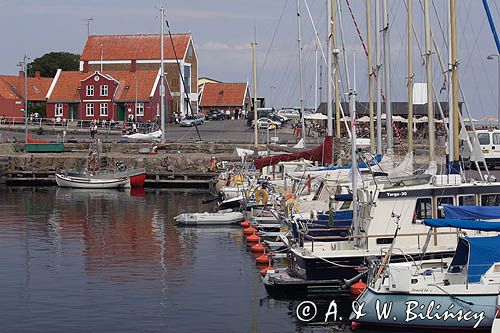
[1,0,500,119]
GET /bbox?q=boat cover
[449,236,500,283]
[253,136,333,169]
[311,154,383,171]
[317,210,353,220]
[424,218,500,232]
[444,205,500,220]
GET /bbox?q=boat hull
[263,251,455,295]
[55,173,130,189]
[174,212,244,225]
[116,168,146,188]
[351,288,496,329]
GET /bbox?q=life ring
[254,189,269,205]
[285,198,299,214]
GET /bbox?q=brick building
[46,70,172,123]
[0,71,52,120]
[80,34,198,118]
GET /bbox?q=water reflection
[0,186,386,332]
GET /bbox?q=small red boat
[117,168,146,188]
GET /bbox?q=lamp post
[17,54,29,146]
[269,85,276,109]
[134,75,138,121]
[487,53,500,128]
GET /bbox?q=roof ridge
[89,33,190,37]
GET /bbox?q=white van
[461,129,500,168]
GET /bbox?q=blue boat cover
[317,210,353,220]
[334,194,353,201]
[424,218,500,232]
[450,236,500,283]
[444,205,500,220]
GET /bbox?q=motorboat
[174,209,244,225]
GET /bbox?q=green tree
[28,52,80,77]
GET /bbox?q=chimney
[35,71,41,78]
[18,70,24,77]
[130,59,137,72]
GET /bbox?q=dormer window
[86,85,94,97]
[101,85,108,96]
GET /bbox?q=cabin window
[376,238,393,245]
[100,103,108,116]
[100,85,108,97]
[86,103,94,116]
[437,196,454,218]
[55,103,63,117]
[135,102,144,116]
[86,85,94,97]
[481,194,500,206]
[478,133,490,145]
[458,195,475,206]
[414,198,432,222]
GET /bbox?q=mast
[375,0,382,156]
[424,0,435,162]
[382,0,393,152]
[315,42,318,110]
[450,0,460,168]
[160,5,166,144]
[252,42,258,147]
[367,0,375,154]
[296,0,306,144]
[407,0,414,152]
[327,0,333,136]
[333,0,341,139]
[350,53,359,242]
[447,0,454,171]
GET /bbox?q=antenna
[83,18,94,37]
[253,17,257,43]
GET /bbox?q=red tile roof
[81,34,192,61]
[48,70,161,102]
[0,75,52,101]
[199,83,249,107]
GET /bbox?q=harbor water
[0,186,403,332]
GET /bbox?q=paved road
[0,119,301,144]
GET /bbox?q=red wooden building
[46,69,172,122]
[0,71,52,120]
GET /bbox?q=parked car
[206,109,226,120]
[251,117,282,130]
[270,113,288,123]
[277,108,301,119]
[180,114,204,127]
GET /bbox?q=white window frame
[100,103,108,116]
[86,85,94,97]
[55,103,63,117]
[100,85,108,97]
[136,102,144,116]
[86,103,94,116]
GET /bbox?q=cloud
[197,42,250,52]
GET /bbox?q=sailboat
[350,209,500,330]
